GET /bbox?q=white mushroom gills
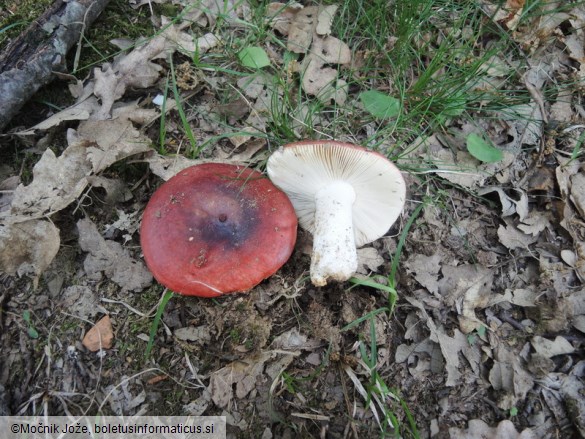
[267,141,406,286]
[311,180,357,286]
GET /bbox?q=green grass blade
[389,201,425,287]
[145,290,174,359]
[169,58,200,157]
[341,307,388,332]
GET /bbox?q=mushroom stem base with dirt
[311,180,357,286]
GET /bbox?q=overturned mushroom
[267,140,406,286]
[140,163,297,297]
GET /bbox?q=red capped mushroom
[140,163,297,297]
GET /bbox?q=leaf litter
[0,0,584,437]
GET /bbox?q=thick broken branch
[0,0,110,132]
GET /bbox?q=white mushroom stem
[310,180,357,286]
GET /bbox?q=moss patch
[0,0,54,46]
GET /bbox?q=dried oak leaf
[356,247,385,274]
[76,103,156,173]
[93,53,163,119]
[267,3,351,105]
[404,296,477,386]
[458,269,496,333]
[93,21,219,118]
[1,141,92,223]
[77,217,152,291]
[266,2,303,36]
[489,342,534,410]
[234,74,283,146]
[208,351,275,409]
[405,253,442,295]
[531,336,575,359]
[182,0,249,28]
[0,220,60,288]
[287,6,320,53]
[497,220,539,250]
[59,285,102,319]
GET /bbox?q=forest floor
[1,0,584,438]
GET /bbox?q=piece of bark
[0,0,110,131]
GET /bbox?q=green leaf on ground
[360,90,400,119]
[238,46,271,69]
[466,133,503,163]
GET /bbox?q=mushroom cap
[140,163,297,297]
[267,140,406,247]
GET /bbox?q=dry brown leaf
[59,285,101,319]
[266,2,303,35]
[560,367,585,436]
[517,211,551,236]
[0,175,18,211]
[87,176,133,206]
[488,342,534,410]
[0,220,60,288]
[427,319,466,386]
[93,57,161,120]
[174,326,212,345]
[93,22,218,118]
[145,153,205,180]
[404,297,467,386]
[550,89,574,122]
[438,264,493,307]
[184,389,212,416]
[310,34,351,64]
[77,217,152,291]
[531,336,575,358]
[459,270,495,333]
[405,253,442,295]
[16,97,97,134]
[450,419,536,439]
[208,351,274,408]
[182,0,248,28]
[569,172,585,218]
[2,141,92,223]
[144,153,247,181]
[267,3,350,105]
[82,315,114,351]
[76,103,156,173]
[287,6,319,53]
[300,34,350,104]
[478,187,528,220]
[356,247,385,274]
[490,288,539,308]
[497,221,539,250]
[234,74,283,144]
[229,138,267,162]
[270,328,320,351]
[315,5,338,36]
[0,106,159,284]
[104,377,146,415]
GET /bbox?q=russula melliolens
[267,140,406,286]
[140,163,297,297]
